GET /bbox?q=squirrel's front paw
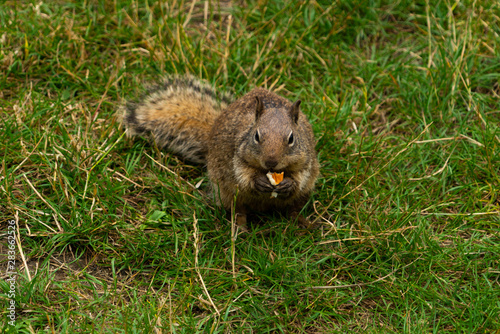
[254,174,275,193]
[274,177,296,195]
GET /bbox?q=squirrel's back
[121,75,232,163]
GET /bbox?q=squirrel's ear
[255,96,264,120]
[290,99,301,123]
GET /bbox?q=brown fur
[121,75,232,163]
[121,78,319,226]
[206,88,319,226]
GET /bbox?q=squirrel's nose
[265,159,278,169]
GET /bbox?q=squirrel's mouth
[263,169,286,174]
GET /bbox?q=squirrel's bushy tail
[121,75,232,164]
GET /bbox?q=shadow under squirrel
[120,75,319,228]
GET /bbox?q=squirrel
[120,75,320,228]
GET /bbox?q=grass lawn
[1,0,499,332]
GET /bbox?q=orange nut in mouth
[266,171,284,186]
[266,171,284,198]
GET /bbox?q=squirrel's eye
[288,131,294,146]
[254,130,260,144]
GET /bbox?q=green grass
[1,0,499,332]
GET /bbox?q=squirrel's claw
[254,174,275,193]
[273,177,296,195]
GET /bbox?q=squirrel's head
[241,95,308,172]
